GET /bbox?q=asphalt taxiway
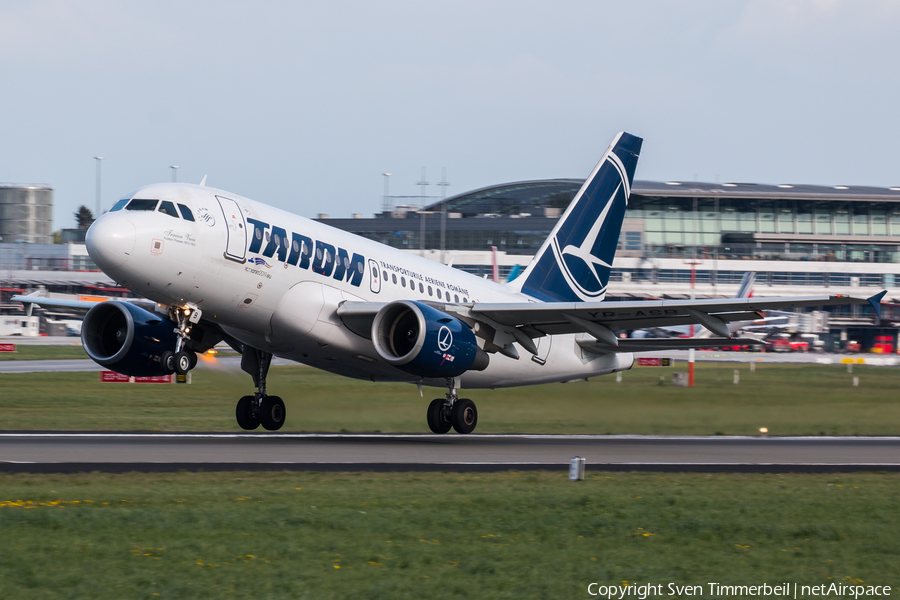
[1,433,899,474]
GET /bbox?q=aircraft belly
[460,335,633,389]
[220,324,422,383]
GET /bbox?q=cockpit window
[110,198,129,212]
[125,199,159,211]
[177,203,195,221]
[158,201,179,218]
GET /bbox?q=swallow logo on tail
[516,132,642,303]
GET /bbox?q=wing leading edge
[336,291,883,357]
[469,292,884,346]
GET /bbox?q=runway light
[759,427,768,434]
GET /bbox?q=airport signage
[100,371,131,382]
[0,343,16,352]
[100,371,172,383]
[637,357,672,367]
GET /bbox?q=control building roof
[423,179,900,217]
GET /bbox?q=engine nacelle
[372,300,488,378]
[81,301,177,377]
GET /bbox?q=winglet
[867,290,887,318]
[199,175,208,187]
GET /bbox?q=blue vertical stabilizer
[517,132,642,302]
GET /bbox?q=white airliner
[14,133,884,434]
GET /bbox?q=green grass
[0,471,896,598]
[1,362,900,434]
[0,344,87,361]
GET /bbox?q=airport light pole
[417,168,429,256]
[93,156,103,217]
[685,259,702,387]
[382,173,391,213]
[170,165,179,182]
[438,167,450,263]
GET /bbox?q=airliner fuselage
[87,183,632,390]
[18,132,876,433]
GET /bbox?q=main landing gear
[427,379,477,434]
[235,347,286,431]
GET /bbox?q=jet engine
[371,300,489,378]
[81,301,178,377]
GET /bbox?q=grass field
[0,344,87,361]
[0,471,896,598]
[2,361,900,434]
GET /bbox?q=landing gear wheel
[159,351,175,375]
[451,398,478,434]
[175,350,193,375]
[259,395,286,431]
[235,395,260,430]
[188,351,198,370]
[427,398,452,434]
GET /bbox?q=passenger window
[454,294,459,303]
[110,198,129,212]
[158,201,179,218]
[392,274,397,284]
[383,270,388,281]
[463,297,468,303]
[178,204,195,221]
[126,199,159,211]
[401,277,406,287]
[427,286,432,296]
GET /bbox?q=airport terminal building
[3,178,900,347]
[320,179,900,347]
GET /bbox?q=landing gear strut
[427,378,477,435]
[159,305,200,376]
[236,347,286,431]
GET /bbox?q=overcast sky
[2,0,899,230]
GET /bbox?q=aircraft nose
[86,215,136,271]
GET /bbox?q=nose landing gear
[427,378,477,434]
[236,347,286,431]
[158,305,201,376]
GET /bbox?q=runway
[2,433,900,474]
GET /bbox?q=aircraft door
[216,196,247,262]
[368,259,381,293]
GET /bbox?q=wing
[336,291,884,357]
[465,292,884,353]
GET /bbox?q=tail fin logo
[517,132,642,303]
[550,152,630,300]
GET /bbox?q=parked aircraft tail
[736,272,755,299]
[514,132,642,302]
